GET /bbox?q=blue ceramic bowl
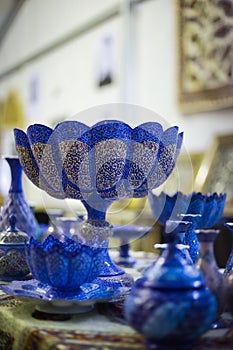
[25,235,108,291]
[148,191,226,228]
[14,121,183,202]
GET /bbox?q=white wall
[0,0,120,72]
[0,0,123,126]
[0,0,233,208]
[1,0,232,151]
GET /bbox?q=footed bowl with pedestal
[13,119,183,296]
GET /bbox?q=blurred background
[0,0,232,245]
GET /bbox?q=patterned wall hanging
[177,0,233,114]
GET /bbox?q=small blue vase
[124,221,217,349]
[196,229,224,323]
[0,157,40,239]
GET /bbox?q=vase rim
[195,229,220,234]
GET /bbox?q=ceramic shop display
[7,120,182,308]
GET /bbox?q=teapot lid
[0,215,29,243]
[141,245,205,289]
[140,220,205,290]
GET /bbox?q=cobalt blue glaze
[163,220,193,266]
[148,191,226,264]
[8,157,22,193]
[14,121,183,220]
[0,277,130,302]
[99,251,125,276]
[25,235,108,291]
[14,120,183,292]
[125,284,216,349]
[0,157,40,238]
[124,221,217,349]
[148,191,226,228]
[180,214,200,264]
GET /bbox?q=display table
[1,252,233,350]
[0,291,146,350]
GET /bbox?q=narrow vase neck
[6,157,23,193]
[198,241,214,256]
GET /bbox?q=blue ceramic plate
[0,277,130,304]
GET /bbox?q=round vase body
[0,157,39,238]
[125,282,216,349]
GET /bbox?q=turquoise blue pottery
[124,220,217,349]
[0,156,40,239]
[25,219,112,292]
[0,215,29,281]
